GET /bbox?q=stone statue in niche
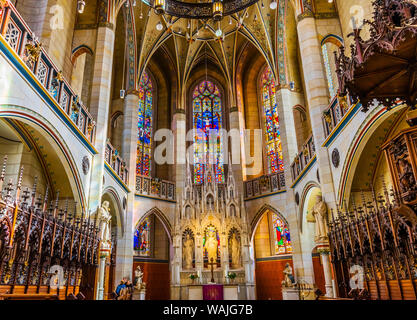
[94,201,112,247]
[230,232,241,269]
[183,233,194,270]
[312,195,329,242]
[230,205,236,217]
[281,263,295,288]
[206,231,218,266]
[185,206,192,220]
[207,195,214,212]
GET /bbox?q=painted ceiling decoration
[91,0,316,103]
[142,0,260,19]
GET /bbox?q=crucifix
[208,257,216,283]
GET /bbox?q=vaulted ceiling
[78,0,337,105]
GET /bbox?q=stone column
[319,248,334,297]
[87,26,115,297]
[275,87,315,285]
[296,16,338,208]
[170,232,182,299]
[118,92,139,283]
[228,109,244,192]
[96,255,107,300]
[88,25,115,215]
[172,110,187,196]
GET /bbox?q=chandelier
[143,0,259,20]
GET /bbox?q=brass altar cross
[208,257,216,283]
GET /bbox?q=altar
[187,284,239,300]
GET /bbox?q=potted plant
[226,272,237,283]
[189,274,199,284]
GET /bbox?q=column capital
[98,22,114,30]
[229,106,239,113]
[296,10,314,24]
[174,108,186,115]
[125,89,140,97]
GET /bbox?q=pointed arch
[134,207,172,243]
[251,204,289,240]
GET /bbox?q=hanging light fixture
[77,0,86,14]
[154,0,166,15]
[213,0,224,21]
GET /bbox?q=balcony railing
[244,171,286,199]
[290,135,316,181]
[0,2,95,143]
[322,94,354,137]
[104,142,129,185]
[136,175,176,201]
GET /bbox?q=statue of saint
[183,234,194,270]
[312,195,329,242]
[206,231,218,265]
[230,233,241,269]
[93,201,112,246]
[281,263,295,288]
[134,266,144,290]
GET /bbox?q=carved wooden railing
[322,95,353,138]
[329,187,417,300]
[0,1,96,143]
[290,135,316,181]
[104,142,129,185]
[0,157,100,297]
[136,175,176,201]
[244,171,286,199]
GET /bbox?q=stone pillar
[96,255,107,300]
[87,25,115,296]
[88,25,115,214]
[170,232,182,299]
[118,92,140,282]
[14,0,48,38]
[172,110,187,196]
[296,16,338,208]
[319,249,334,297]
[195,234,204,282]
[275,87,315,284]
[228,109,244,192]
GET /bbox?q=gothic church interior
[0,0,417,301]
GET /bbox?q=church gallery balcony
[322,94,355,138]
[0,2,96,143]
[244,171,286,200]
[136,175,176,202]
[104,141,129,186]
[290,135,316,182]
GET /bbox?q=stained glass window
[134,217,150,256]
[137,71,153,177]
[272,213,292,255]
[203,225,220,262]
[261,67,284,173]
[322,44,336,98]
[192,80,225,184]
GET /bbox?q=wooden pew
[0,293,59,300]
[318,296,354,300]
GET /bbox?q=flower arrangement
[226,272,237,280]
[189,274,199,281]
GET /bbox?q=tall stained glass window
[134,217,150,256]
[272,213,292,255]
[137,71,153,177]
[261,67,284,173]
[192,80,225,184]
